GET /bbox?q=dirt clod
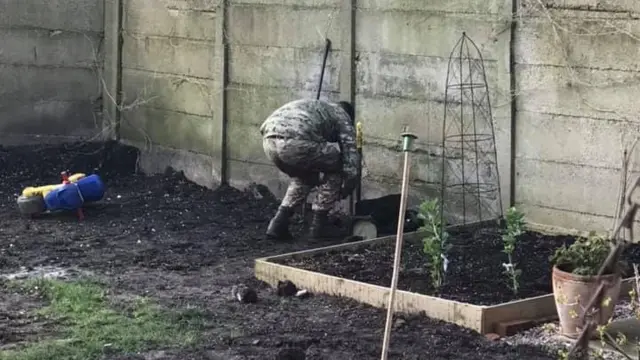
[277,280,298,297]
[232,284,258,304]
[275,348,306,360]
[393,318,406,329]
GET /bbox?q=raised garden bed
[255,223,640,334]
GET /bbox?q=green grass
[0,278,204,360]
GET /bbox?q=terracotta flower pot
[552,265,622,339]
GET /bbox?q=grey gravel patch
[505,300,638,360]
[614,300,636,319]
[0,265,85,281]
[612,299,637,322]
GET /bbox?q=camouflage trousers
[263,136,343,211]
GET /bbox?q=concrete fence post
[339,0,356,106]
[340,0,356,214]
[508,0,518,208]
[217,0,230,185]
[102,0,122,141]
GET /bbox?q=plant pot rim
[552,265,621,282]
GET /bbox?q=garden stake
[380,128,418,360]
[565,175,640,359]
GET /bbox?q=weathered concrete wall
[118,0,222,187]
[225,0,343,195]
[218,0,514,219]
[114,0,640,233]
[354,0,513,223]
[0,0,104,141]
[116,0,513,221]
[513,0,640,232]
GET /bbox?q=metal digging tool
[300,38,378,240]
[317,38,331,101]
[301,38,378,240]
[301,38,332,222]
[565,175,640,359]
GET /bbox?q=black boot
[266,206,294,241]
[308,210,343,240]
[309,210,328,240]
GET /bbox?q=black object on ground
[276,347,306,360]
[354,194,424,236]
[0,141,567,359]
[232,284,258,304]
[276,226,640,305]
[277,280,298,297]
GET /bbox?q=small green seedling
[502,207,525,295]
[419,199,451,290]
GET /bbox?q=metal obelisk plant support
[440,32,503,228]
[380,128,418,360]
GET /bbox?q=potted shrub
[550,233,623,339]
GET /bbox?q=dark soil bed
[275,226,640,305]
[0,140,592,359]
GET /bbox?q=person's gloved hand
[340,176,358,199]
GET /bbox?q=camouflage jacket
[260,99,359,180]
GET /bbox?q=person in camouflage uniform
[260,99,359,241]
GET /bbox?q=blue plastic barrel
[75,174,105,203]
[42,174,105,211]
[43,184,84,211]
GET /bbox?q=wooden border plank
[255,221,636,334]
[482,294,557,334]
[483,278,635,334]
[255,259,485,331]
[261,232,421,261]
[525,221,594,238]
[259,220,493,261]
